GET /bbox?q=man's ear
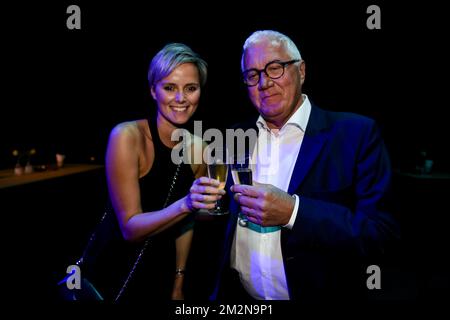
[150,86,156,100]
[299,60,306,84]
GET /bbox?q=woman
[105,43,223,301]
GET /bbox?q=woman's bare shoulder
[109,120,150,142]
[107,120,154,176]
[111,120,139,136]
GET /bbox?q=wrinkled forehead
[243,40,289,69]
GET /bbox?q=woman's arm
[106,123,223,242]
[106,123,187,242]
[171,228,194,299]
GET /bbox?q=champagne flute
[230,154,252,226]
[231,165,252,186]
[207,158,229,215]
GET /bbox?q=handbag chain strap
[76,212,108,266]
[114,161,183,302]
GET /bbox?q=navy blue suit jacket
[212,104,399,300]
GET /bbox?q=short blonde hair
[148,43,208,88]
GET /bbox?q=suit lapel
[288,105,329,194]
[227,108,329,251]
[229,108,329,198]
[283,105,329,253]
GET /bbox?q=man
[211,30,399,301]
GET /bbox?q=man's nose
[258,72,272,89]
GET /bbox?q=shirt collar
[256,94,311,133]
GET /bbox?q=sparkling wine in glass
[231,167,252,185]
[230,155,252,226]
[207,159,228,215]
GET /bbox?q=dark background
[2,0,449,310]
[3,1,448,172]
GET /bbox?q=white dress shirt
[230,94,311,300]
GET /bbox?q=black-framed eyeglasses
[242,59,300,87]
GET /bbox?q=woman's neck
[156,112,179,149]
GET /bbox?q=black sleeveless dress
[89,115,195,302]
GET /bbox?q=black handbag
[58,162,182,301]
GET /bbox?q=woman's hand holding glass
[183,177,225,212]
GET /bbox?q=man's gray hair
[241,30,302,71]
